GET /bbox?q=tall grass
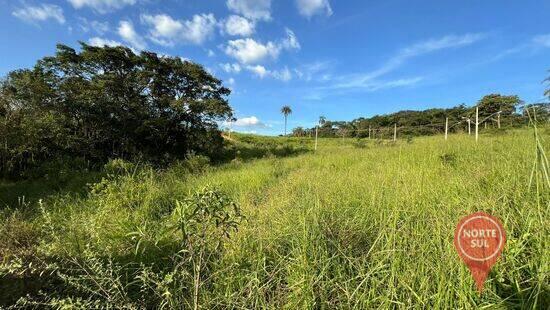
[1,129,548,308]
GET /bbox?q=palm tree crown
[281,105,292,136]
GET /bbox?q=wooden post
[393,124,397,141]
[315,126,318,151]
[445,117,448,141]
[475,107,479,142]
[467,119,471,135]
[497,113,501,129]
[368,126,371,139]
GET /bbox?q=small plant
[440,153,457,166]
[168,187,244,309]
[526,108,550,191]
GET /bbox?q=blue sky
[1,0,550,135]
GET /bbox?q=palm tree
[281,105,292,136]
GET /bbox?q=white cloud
[296,0,333,18]
[271,67,292,81]
[227,77,235,85]
[224,29,300,64]
[533,34,550,47]
[245,65,293,81]
[220,63,242,73]
[118,20,146,50]
[89,37,125,47]
[207,49,215,57]
[225,39,279,64]
[79,18,109,34]
[88,36,139,54]
[222,15,255,36]
[67,0,136,12]
[13,4,65,24]
[246,65,269,78]
[226,116,269,128]
[141,13,217,46]
[226,0,271,21]
[282,28,301,50]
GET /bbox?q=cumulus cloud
[89,37,125,47]
[226,116,269,128]
[67,0,136,12]
[118,20,146,50]
[246,65,293,81]
[13,4,65,24]
[141,13,217,46]
[220,63,242,73]
[246,65,269,78]
[225,39,280,64]
[224,29,300,64]
[222,15,255,36]
[296,0,332,18]
[226,0,271,21]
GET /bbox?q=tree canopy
[477,94,521,117]
[0,43,232,178]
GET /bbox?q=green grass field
[1,129,548,308]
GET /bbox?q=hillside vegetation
[1,129,548,308]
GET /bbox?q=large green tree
[477,94,521,117]
[0,43,232,178]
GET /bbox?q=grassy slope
[1,129,549,308]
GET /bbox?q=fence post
[475,107,479,142]
[393,124,397,141]
[497,113,501,129]
[315,126,318,151]
[467,119,471,135]
[368,126,371,139]
[445,117,448,141]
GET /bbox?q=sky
[1,0,550,135]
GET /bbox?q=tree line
[291,94,550,138]
[0,44,232,179]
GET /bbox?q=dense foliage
[0,44,232,179]
[294,94,549,138]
